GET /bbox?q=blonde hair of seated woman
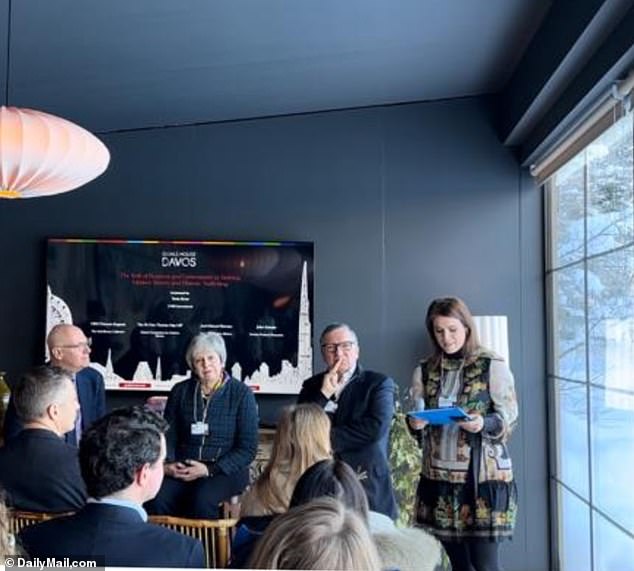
[240,403,331,516]
[248,497,382,570]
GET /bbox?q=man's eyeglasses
[321,341,356,354]
[56,339,92,350]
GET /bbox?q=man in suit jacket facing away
[20,406,204,568]
[298,323,398,520]
[0,365,87,512]
[3,324,106,445]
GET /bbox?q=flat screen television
[46,238,314,393]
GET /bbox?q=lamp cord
[4,0,11,107]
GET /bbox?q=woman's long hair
[425,296,480,368]
[241,404,332,516]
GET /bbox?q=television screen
[46,239,314,393]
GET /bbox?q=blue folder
[407,406,471,425]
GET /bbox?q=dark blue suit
[3,366,106,445]
[0,428,86,512]
[298,365,398,519]
[19,503,205,568]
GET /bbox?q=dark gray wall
[0,97,547,570]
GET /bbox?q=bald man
[4,324,106,445]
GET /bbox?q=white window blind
[531,72,634,185]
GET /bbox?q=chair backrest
[8,510,72,535]
[148,515,237,568]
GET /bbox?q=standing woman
[147,332,259,518]
[409,297,518,571]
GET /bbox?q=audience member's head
[13,365,79,436]
[290,458,369,522]
[243,404,331,515]
[273,403,332,470]
[248,497,381,570]
[79,406,167,503]
[47,324,92,373]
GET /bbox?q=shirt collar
[333,365,360,399]
[341,368,355,384]
[87,497,148,522]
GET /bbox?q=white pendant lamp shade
[0,105,110,199]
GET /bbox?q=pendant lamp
[0,0,110,199]
[0,105,110,199]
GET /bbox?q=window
[545,111,634,571]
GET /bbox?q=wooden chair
[148,515,237,568]
[221,495,241,520]
[8,510,71,535]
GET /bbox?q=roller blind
[531,73,634,185]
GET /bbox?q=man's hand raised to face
[321,357,345,399]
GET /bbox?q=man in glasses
[3,324,106,445]
[298,323,398,520]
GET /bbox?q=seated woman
[146,332,258,518]
[290,459,449,571]
[231,403,331,567]
[248,497,382,570]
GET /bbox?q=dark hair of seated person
[289,458,369,522]
[79,406,168,499]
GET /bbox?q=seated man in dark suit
[0,365,86,512]
[4,324,106,446]
[298,322,398,520]
[20,406,205,568]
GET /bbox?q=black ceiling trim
[495,0,608,144]
[519,5,634,166]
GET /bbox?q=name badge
[191,422,209,436]
[324,400,338,413]
[438,396,455,408]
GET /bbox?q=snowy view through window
[547,112,634,571]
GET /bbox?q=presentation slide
[46,239,314,394]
